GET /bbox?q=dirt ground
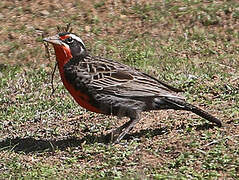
[0,0,239,179]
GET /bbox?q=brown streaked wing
[89,68,184,100]
[74,55,184,99]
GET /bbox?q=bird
[43,32,222,143]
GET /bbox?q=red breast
[53,44,102,113]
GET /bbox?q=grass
[0,0,239,179]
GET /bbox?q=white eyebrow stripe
[69,34,85,48]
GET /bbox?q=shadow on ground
[0,127,168,153]
[0,123,216,153]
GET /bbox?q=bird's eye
[65,37,74,44]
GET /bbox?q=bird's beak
[43,35,62,45]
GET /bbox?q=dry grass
[0,0,239,179]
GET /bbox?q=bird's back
[63,53,185,116]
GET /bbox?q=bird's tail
[161,97,222,127]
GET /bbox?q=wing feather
[64,55,184,100]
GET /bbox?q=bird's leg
[110,119,134,141]
[113,114,140,144]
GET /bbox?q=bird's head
[43,32,87,66]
